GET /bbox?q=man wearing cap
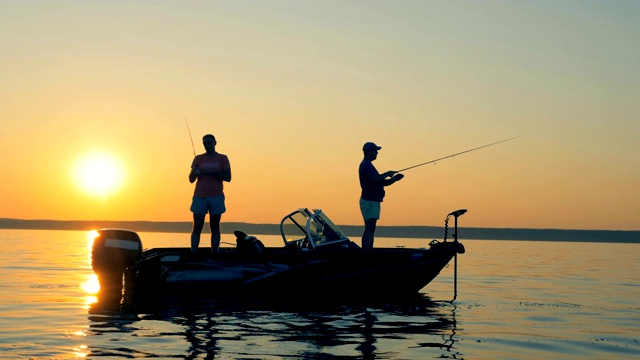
[359,142,404,250]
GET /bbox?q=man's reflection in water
[355,309,377,358]
[183,313,218,360]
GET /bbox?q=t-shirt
[192,153,230,197]
[359,160,385,202]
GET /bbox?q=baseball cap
[362,142,382,151]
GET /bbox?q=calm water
[0,229,637,359]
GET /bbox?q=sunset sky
[1,1,638,231]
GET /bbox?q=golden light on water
[87,230,98,250]
[84,295,98,309]
[73,344,88,357]
[87,229,98,268]
[82,273,100,309]
[84,230,100,302]
[82,274,100,295]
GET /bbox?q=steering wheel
[298,236,311,250]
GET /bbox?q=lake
[0,229,637,359]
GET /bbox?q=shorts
[360,198,381,220]
[190,195,226,216]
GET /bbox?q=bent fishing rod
[397,136,519,173]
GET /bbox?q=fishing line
[397,136,519,172]
[184,117,196,158]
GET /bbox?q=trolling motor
[448,209,466,301]
[433,208,467,251]
[448,208,468,218]
[446,209,467,249]
[430,209,467,301]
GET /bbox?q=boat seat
[234,231,265,253]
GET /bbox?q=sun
[72,151,126,197]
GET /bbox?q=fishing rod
[397,136,519,173]
[184,117,196,158]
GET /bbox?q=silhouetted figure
[189,134,232,252]
[358,142,404,250]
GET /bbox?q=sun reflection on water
[82,274,100,309]
[73,344,88,357]
[83,230,100,308]
[82,274,100,295]
[87,230,98,251]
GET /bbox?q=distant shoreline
[1,218,638,243]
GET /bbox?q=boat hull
[124,244,461,300]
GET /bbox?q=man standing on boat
[359,142,404,250]
[189,134,232,252]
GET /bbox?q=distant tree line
[0,218,638,243]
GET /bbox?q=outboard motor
[91,229,143,300]
[234,230,265,253]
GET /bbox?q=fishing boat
[91,208,466,302]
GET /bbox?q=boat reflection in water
[88,295,460,359]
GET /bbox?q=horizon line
[1,217,639,246]
[0,217,638,232]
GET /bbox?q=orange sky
[1,2,639,230]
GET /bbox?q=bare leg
[361,218,378,251]
[209,214,222,252]
[191,213,206,252]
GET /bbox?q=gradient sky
[1,1,638,230]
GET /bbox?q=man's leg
[361,218,378,251]
[209,214,222,252]
[191,213,206,252]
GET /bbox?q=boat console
[279,208,357,250]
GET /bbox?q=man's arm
[188,158,199,183]
[214,167,231,182]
